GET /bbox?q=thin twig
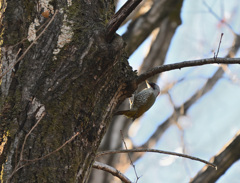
[7,131,79,182]
[0,10,59,80]
[97,149,217,169]
[203,0,235,33]
[20,112,46,160]
[93,161,131,183]
[214,33,224,59]
[106,0,143,42]
[23,132,79,162]
[120,130,140,183]
[135,57,240,85]
[7,112,46,183]
[10,18,51,49]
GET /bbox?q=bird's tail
[114,110,136,118]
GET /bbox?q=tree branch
[106,0,143,42]
[8,128,79,183]
[123,0,183,55]
[214,33,224,59]
[93,161,131,183]
[132,34,240,154]
[136,57,240,85]
[20,113,46,161]
[7,113,45,183]
[120,130,140,182]
[23,132,80,163]
[97,149,216,169]
[190,130,240,183]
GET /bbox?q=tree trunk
[0,1,136,182]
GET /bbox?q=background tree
[0,0,240,183]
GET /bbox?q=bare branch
[203,0,235,33]
[123,0,183,55]
[136,57,240,85]
[97,148,217,169]
[7,113,46,183]
[23,132,80,163]
[138,17,177,87]
[132,34,240,153]
[190,130,240,183]
[93,161,131,183]
[214,33,224,59]
[7,116,79,182]
[120,130,140,182]
[10,18,51,49]
[106,0,143,42]
[20,112,46,161]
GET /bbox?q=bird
[115,81,160,121]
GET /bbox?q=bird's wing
[129,97,133,108]
[132,89,154,109]
[129,90,138,109]
[131,89,156,119]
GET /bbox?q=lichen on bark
[0,1,136,182]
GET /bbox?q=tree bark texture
[0,1,136,182]
[89,1,183,182]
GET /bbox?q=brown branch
[19,112,46,161]
[97,149,217,169]
[23,132,79,163]
[93,161,131,183]
[8,132,79,182]
[123,0,183,55]
[7,113,79,182]
[190,130,240,183]
[106,0,143,42]
[7,113,46,183]
[0,10,59,80]
[10,18,51,49]
[136,57,240,85]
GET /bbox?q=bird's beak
[146,80,155,88]
[146,80,151,88]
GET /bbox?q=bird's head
[146,81,160,97]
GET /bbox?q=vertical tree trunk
[0,1,136,182]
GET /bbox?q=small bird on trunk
[115,81,160,121]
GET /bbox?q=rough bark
[0,1,136,182]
